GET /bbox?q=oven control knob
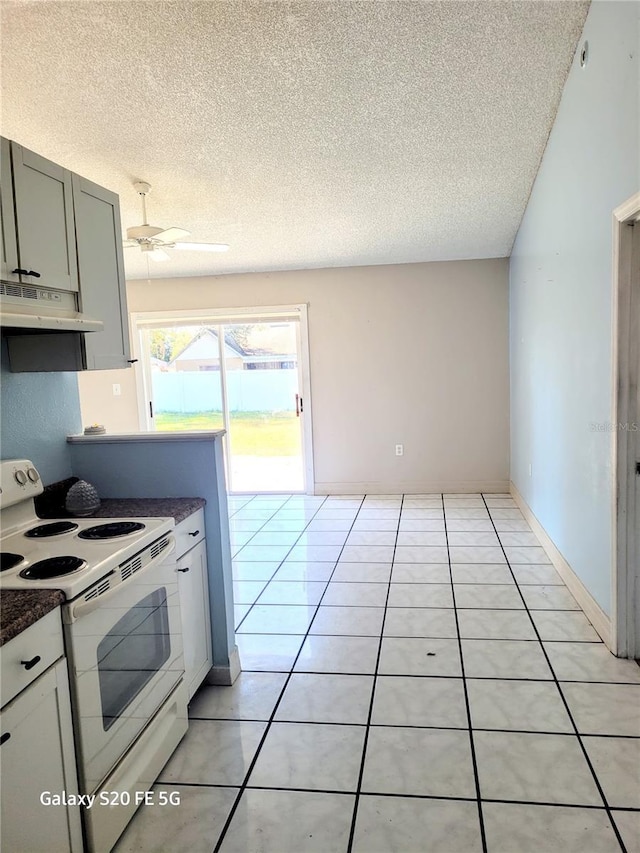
[14,469,27,486]
[27,467,40,483]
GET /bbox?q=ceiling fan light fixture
[140,243,169,261]
[127,224,164,241]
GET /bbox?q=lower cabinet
[177,537,213,700]
[0,657,83,852]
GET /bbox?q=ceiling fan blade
[123,240,138,248]
[153,227,191,243]
[149,248,171,262]
[173,241,229,253]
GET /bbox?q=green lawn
[155,411,301,456]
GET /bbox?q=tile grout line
[442,495,489,853]
[345,494,403,853]
[212,493,368,853]
[186,715,640,739]
[235,668,638,685]
[480,493,629,853]
[229,631,602,645]
[153,778,640,813]
[236,602,601,613]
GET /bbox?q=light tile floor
[116,493,640,853]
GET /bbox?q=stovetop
[0,458,175,599]
[0,515,174,598]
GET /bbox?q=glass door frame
[129,304,315,494]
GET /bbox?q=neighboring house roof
[169,329,245,364]
[170,327,295,366]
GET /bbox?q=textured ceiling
[1,1,589,280]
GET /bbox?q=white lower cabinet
[177,536,213,700]
[0,656,83,852]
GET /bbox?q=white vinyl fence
[152,369,298,413]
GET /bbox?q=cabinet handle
[188,530,200,537]
[11,269,41,278]
[177,567,190,573]
[0,733,10,746]
[127,359,138,364]
[20,655,41,670]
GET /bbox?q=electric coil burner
[1,552,24,572]
[25,520,79,538]
[19,556,87,580]
[78,521,146,540]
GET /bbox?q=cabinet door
[11,143,78,292]
[0,138,19,282]
[177,539,213,700]
[0,659,83,853]
[72,174,132,369]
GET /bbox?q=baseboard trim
[205,645,242,686]
[314,480,510,495]
[510,482,612,648]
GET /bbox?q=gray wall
[1,337,82,482]
[509,1,639,614]
[83,259,510,494]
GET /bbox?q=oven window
[97,587,171,730]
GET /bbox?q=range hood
[0,281,103,333]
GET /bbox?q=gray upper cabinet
[73,175,131,369]
[0,138,19,282]
[1,136,132,372]
[11,142,79,292]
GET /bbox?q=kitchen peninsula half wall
[67,430,238,685]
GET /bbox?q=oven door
[64,537,184,794]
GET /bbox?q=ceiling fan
[123,181,229,261]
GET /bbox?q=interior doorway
[132,306,314,494]
[612,193,640,659]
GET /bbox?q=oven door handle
[66,535,177,622]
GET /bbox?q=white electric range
[0,459,188,853]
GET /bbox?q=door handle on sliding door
[295,393,300,417]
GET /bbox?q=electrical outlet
[112,384,121,397]
[395,444,404,456]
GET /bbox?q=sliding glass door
[222,321,303,491]
[142,324,225,432]
[136,309,310,493]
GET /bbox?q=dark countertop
[92,497,206,524]
[0,589,65,647]
[36,479,205,525]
